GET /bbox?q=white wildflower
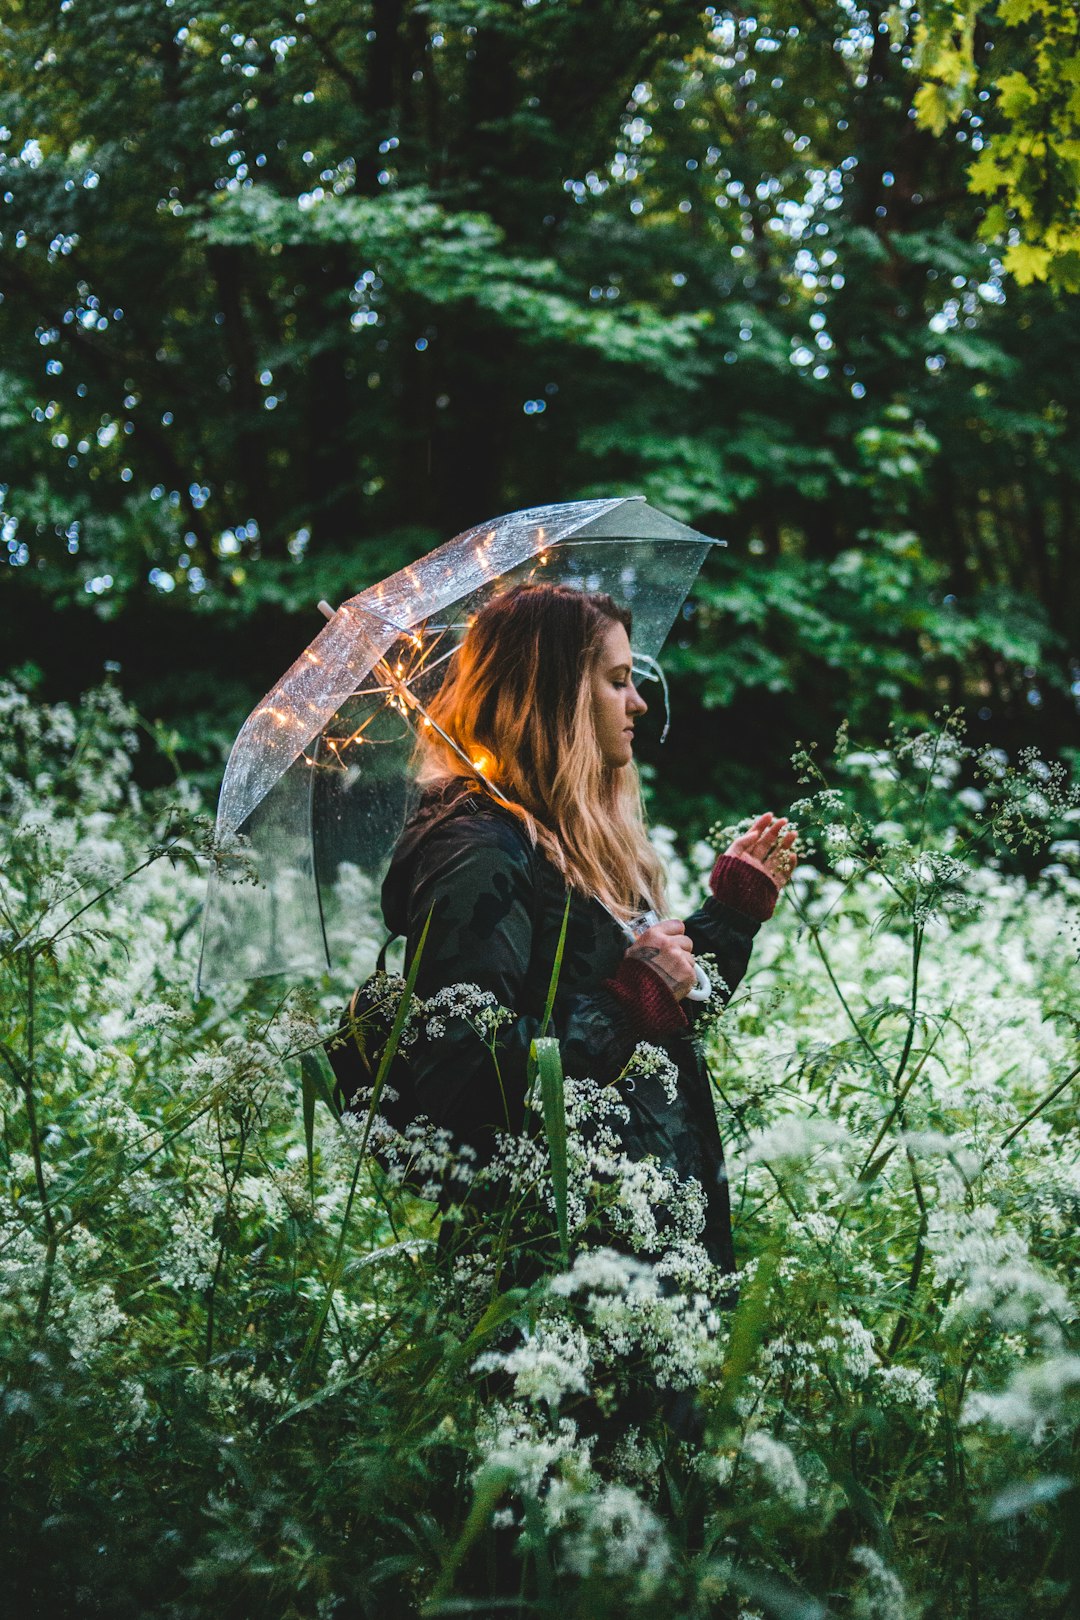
[421,981,514,1040]
[474,1407,590,1497]
[835,1316,877,1381]
[607,1426,662,1490]
[550,1247,658,1299]
[474,1317,590,1409]
[622,1041,680,1104]
[160,1201,221,1291]
[961,1354,1080,1443]
[66,1281,126,1361]
[742,1113,849,1165]
[876,1364,938,1415]
[557,1483,671,1590]
[741,1429,808,1510]
[850,1545,910,1620]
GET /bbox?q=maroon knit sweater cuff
[602,955,689,1039]
[709,853,778,922]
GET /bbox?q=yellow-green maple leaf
[1003,240,1052,284]
[996,71,1039,118]
[913,81,955,137]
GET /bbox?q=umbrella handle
[686,961,713,1002]
[621,910,713,1003]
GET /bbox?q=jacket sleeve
[404,814,647,1150]
[681,856,778,1019]
[680,899,760,1018]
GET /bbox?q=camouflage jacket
[381,778,766,1273]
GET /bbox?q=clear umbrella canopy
[198,496,721,988]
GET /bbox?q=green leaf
[913,82,955,137]
[457,1287,532,1359]
[711,1247,778,1428]
[299,1044,342,1196]
[1003,240,1053,285]
[540,890,571,1037]
[530,1036,568,1263]
[424,1462,517,1610]
[858,1143,899,1185]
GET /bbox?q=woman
[379,581,797,1276]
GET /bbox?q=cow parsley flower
[850,1545,912,1619]
[557,1483,671,1590]
[622,1041,680,1104]
[741,1429,808,1510]
[474,1318,591,1408]
[421,981,515,1040]
[961,1354,1080,1443]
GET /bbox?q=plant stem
[890,924,923,1091]
[20,956,58,1330]
[787,892,890,1083]
[997,1060,1080,1153]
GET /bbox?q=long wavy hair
[413,581,667,922]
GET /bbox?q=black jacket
[381,779,764,1273]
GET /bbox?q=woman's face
[590,619,648,769]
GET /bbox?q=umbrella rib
[379,664,512,806]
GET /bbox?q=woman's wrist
[602,955,688,1038]
[709,853,778,921]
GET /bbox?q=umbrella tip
[316,599,336,621]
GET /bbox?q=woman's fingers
[730,812,772,850]
[734,822,786,864]
[627,919,697,998]
[763,827,799,884]
[725,813,801,890]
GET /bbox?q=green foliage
[913,0,1080,290]
[2,684,1080,1616]
[1,0,1077,783]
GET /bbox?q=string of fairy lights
[251,526,560,803]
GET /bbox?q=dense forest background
[1,0,1077,831]
[4,10,1080,1614]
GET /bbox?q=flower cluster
[2,685,1078,1618]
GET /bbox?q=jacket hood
[380,777,488,937]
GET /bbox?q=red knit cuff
[602,955,689,1038]
[709,853,778,921]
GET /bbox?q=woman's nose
[629,685,647,715]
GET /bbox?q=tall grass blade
[530,1036,568,1263]
[424,1462,516,1610]
[299,1043,342,1196]
[539,890,571,1038]
[297,903,434,1378]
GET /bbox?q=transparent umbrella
[198,496,721,988]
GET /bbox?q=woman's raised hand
[625,918,698,1001]
[725,811,799,892]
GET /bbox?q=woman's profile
[374,580,797,1278]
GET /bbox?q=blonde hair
[413,581,667,923]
